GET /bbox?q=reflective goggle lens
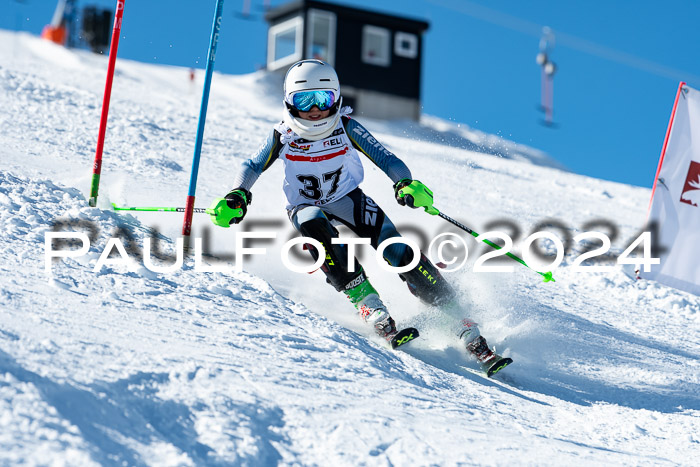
[291,90,336,112]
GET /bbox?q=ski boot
[344,274,398,343]
[458,319,512,377]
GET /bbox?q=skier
[208,60,510,375]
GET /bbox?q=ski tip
[390,327,419,349]
[486,357,513,377]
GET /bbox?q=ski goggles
[287,90,338,112]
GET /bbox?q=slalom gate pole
[182,0,225,241]
[434,208,555,282]
[112,204,213,214]
[647,81,686,216]
[88,0,125,207]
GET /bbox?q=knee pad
[298,217,362,291]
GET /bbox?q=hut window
[362,25,391,67]
[307,10,336,65]
[268,16,304,70]
[394,32,418,59]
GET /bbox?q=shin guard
[399,251,456,306]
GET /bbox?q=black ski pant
[289,188,455,306]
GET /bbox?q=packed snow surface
[1,30,698,465]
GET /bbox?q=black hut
[265,0,429,121]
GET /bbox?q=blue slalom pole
[182,0,224,238]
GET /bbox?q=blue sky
[3,0,699,188]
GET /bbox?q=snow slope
[1,30,699,465]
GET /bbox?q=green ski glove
[208,188,250,227]
[394,179,439,215]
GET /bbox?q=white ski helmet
[283,59,342,140]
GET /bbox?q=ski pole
[88,0,126,207]
[112,203,214,214]
[434,208,555,282]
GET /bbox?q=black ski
[484,356,513,377]
[390,327,419,349]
